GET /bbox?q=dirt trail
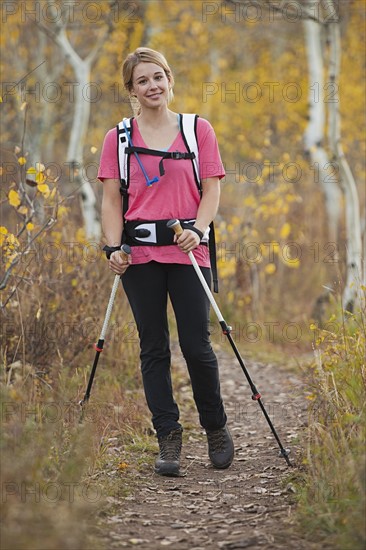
[98,345,322,550]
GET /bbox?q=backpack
[116,114,218,292]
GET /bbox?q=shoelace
[159,430,182,461]
[207,429,227,454]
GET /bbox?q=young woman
[98,47,234,477]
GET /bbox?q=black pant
[122,261,227,438]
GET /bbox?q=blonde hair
[122,47,174,114]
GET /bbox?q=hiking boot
[206,425,234,469]
[155,428,183,477]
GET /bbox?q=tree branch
[0,217,56,293]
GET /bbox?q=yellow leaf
[231,215,241,226]
[280,222,291,239]
[58,206,69,219]
[8,189,21,207]
[90,146,98,154]
[18,157,27,165]
[71,278,78,287]
[26,222,35,231]
[117,462,128,471]
[26,166,37,175]
[7,233,19,246]
[5,252,18,269]
[37,183,49,195]
[288,258,300,268]
[0,226,8,235]
[265,263,276,274]
[18,206,28,215]
[36,307,42,320]
[35,172,46,184]
[243,195,256,208]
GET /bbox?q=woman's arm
[176,177,220,253]
[101,178,130,274]
[194,177,220,234]
[101,179,123,245]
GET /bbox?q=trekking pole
[79,244,131,418]
[167,220,292,467]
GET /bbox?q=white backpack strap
[116,117,133,186]
[179,113,200,190]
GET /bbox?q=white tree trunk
[303,18,342,247]
[49,26,101,240]
[327,7,363,311]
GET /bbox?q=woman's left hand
[175,229,201,254]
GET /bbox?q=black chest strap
[125,146,195,177]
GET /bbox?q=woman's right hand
[109,250,131,275]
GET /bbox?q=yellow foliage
[5,252,18,269]
[265,263,276,274]
[284,258,300,269]
[243,195,257,208]
[36,173,47,185]
[218,257,236,279]
[26,222,35,231]
[18,157,27,165]
[57,206,69,219]
[8,189,21,207]
[37,183,50,197]
[280,222,291,239]
[7,233,20,246]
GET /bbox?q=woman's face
[131,62,171,111]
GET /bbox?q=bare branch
[0,217,56,293]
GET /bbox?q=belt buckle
[134,223,157,244]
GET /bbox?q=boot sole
[154,465,180,477]
[210,455,234,469]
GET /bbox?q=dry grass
[296,301,366,549]
[0,212,149,549]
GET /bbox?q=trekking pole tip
[279,448,293,466]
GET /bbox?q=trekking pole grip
[167,219,183,237]
[120,243,131,259]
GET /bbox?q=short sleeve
[196,118,225,180]
[97,127,120,182]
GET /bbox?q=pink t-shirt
[97,116,225,267]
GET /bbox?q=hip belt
[123,219,209,247]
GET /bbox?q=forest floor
[94,343,329,550]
